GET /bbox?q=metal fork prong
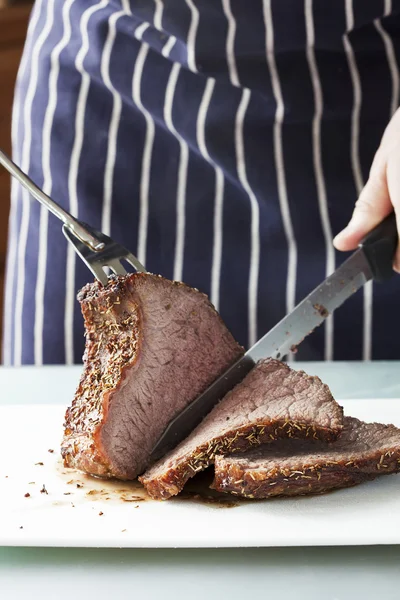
[90,266,109,287]
[63,224,146,286]
[63,225,109,286]
[124,253,146,273]
[108,261,128,277]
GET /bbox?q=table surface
[1,362,400,600]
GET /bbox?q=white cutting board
[1,399,400,548]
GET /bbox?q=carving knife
[150,213,398,462]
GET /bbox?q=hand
[333,107,400,272]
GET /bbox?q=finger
[385,152,400,272]
[333,150,391,251]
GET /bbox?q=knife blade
[149,212,398,462]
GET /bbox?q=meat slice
[140,358,343,500]
[61,273,243,479]
[212,417,400,499]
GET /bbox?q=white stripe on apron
[14,0,54,366]
[305,0,335,360]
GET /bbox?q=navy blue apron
[4,0,400,365]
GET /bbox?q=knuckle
[354,188,382,216]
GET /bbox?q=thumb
[333,152,392,251]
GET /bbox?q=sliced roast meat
[212,417,400,498]
[61,273,243,479]
[140,358,343,500]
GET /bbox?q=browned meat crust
[212,417,400,498]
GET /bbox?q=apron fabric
[4,0,400,365]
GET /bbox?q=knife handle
[359,212,398,282]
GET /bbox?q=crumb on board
[24,493,30,498]
[28,482,35,485]
[76,483,83,488]
[121,529,127,532]
[40,484,48,495]
[48,449,54,453]
[63,492,72,496]
[99,511,104,516]
[121,496,144,503]
[35,462,44,466]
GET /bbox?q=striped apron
[4,0,400,365]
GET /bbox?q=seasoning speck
[40,484,48,495]
[76,483,83,488]
[24,493,30,498]
[19,526,23,529]
[63,492,72,496]
[99,511,104,516]
[35,462,44,466]
[48,449,54,454]
[121,529,127,532]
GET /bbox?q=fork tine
[108,260,128,277]
[91,266,109,286]
[63,225,109,286]
[124,253,146,273]
[75,223,146,273]
[62,224,146,287]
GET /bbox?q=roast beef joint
[62,274,400,501]
[61,273,243,479]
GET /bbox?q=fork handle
[0,149,104,252]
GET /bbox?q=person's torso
[6,0,400,365]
